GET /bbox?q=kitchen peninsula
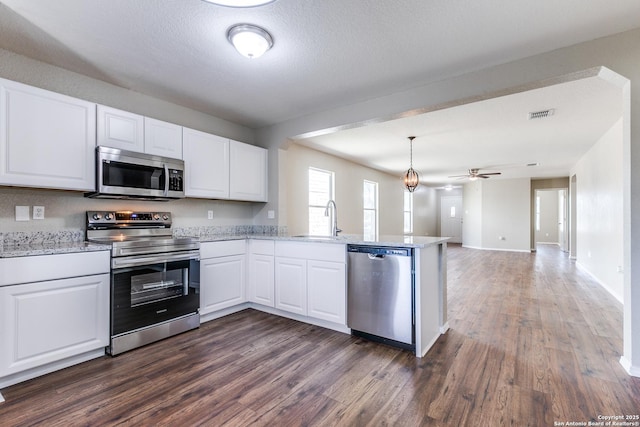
[0,231,448,400]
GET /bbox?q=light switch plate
[15,206,30,221]
[33,206,45,220]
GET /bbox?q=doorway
[441,196,463,243]
[534,188,568,252]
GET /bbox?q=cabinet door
[307,260,346,325]
[144,117,183,159]
[96,105,144,152]
[249,254,275,307]
[200,255,246,315]
[0,78,96,191]
[183,128,230,199]
[0,274,109,376]
[275,257,307,315]
[229,140,268,202]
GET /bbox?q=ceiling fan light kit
[449,168,502,181]
[403,136,420,192]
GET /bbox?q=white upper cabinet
[96,105,144,152]
[97,106,183,159]
[183,127,230,199]
[229,140,268,202]
[144,117,183,159]
[0,78,96,191]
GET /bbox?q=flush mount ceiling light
[227,24,274,59]
[201,0,277,7]
[403,136,420,193]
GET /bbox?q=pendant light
[403,136,420,192]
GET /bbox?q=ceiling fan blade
[477,175,491,179]
[448,174,469,178]
[480,172,502,176]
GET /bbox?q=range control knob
[153,213,161,221]
[92,213,102,221]
[104,213,113,221]
[163,214,169,221]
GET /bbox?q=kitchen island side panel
[415,243,446,357]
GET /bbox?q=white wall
[571,118,624,301]
[536,190,560,244]
[284,143,437,236]
[462,181,482,249]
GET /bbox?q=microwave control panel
[168,169,183,192]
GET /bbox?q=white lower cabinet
[0,274,109,377]
[200,241,246,316]
[248,240,275,307]
[274,257,307,316]
[0,251,110,384]
[307,260,346,324]
[274,241,346,325]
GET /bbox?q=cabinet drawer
[249,239,275,256]
[275,241,345,263]
[0,251,110,287]
[200,240,246,259]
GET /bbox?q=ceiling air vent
[528,109,555,120]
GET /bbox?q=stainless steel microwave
[86,146,185,201]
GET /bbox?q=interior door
[441,196,463,243]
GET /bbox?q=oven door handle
[112,251,200,269]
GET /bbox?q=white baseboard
[0,391,4,403]
[439,322,450,334]
[462,245,531,253]
[620,355,640,377]
[575,262,623,304]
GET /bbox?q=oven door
[111,251,200,336]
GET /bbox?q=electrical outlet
[207,210,214,220]
[267,210,275,219]
[15,206,29,221]
[33,206,45,220]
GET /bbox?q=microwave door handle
[163,163,169,197]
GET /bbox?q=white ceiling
[0,0,633,185]
[295,74,624,185]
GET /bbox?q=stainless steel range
[86,211,200,356]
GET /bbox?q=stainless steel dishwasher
[347,245,414,350]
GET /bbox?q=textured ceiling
[0,0,638,129]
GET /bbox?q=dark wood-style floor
[1,245,639,426]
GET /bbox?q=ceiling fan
[449,168,502,180]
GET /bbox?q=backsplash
[0,225,288,251]
[1,229,85,251]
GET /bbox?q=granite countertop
[0,241,111,258]
[0,232,448,258]
[199,234,449,248]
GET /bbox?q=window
[308,167,334,235]
[403,191,413,234]
[363,180,378,240]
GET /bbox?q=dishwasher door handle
[368,253,386,259]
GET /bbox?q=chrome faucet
[324,200,342,237]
